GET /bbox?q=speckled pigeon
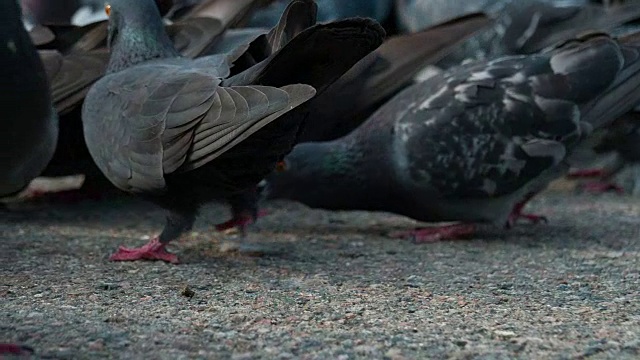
[264,30,640,243]
[82,0,385,263]
[0,0,58,199]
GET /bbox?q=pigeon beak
[105,4,111,17]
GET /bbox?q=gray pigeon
[82,0,384,263]
[264,31,640,242]
[0,0,58,199]
[396,0,640,67]
[566,111,640,193]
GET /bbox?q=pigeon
[29,0,263,204]
[21,0,81,25]
[263,30,640,243]
[395,0,640,67]
[0,0,58,199]
[566,111,640,193]
[82,0,385,263]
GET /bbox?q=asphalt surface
[1,187,639,359]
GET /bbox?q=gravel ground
[1,187,639,359]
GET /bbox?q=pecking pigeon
[264,30,640,243]
[0,0,58,199]
[82,0,385,263]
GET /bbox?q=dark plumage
[0,0,57,198]
[297,13,493,143]
[82,0,385,263]
[248,0,394,29]
[265,31,640,242]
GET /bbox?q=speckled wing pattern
[82,58,315,194]
[397,33,640,199]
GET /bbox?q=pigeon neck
[106,20,180,73]
[267,138,394,212]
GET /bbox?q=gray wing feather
[83,63,315,193]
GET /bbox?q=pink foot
[215,210,269,232]
[390,223,476,243]
[506,194,548,229]
[567,168,605,178]
[580,181,625,194]
[0,343,33,355]
[109,237,179,264]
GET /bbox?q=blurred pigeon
[566,111,640,193]
[21,0,81,25]
[248,0,394,29]
[396,0,640,67]
[0,0,58,199]
[264,31,640,243]
[82,0,384,263]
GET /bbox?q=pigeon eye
[105,4,111,16]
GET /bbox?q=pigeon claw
[109,237,179,264]
[215,210,269,233]
[390,223,476,243]
[567,168,605,178]
[579,181,625,194]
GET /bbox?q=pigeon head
[263,141,362,207]
[104,0,179,73]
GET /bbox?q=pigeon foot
[506,201,547,229]
[215,210,269,233]
[579,181,625,194]
[109,237,179,264]
[391,223,476,243]
[0,343,33,356]
[567,168,605,178]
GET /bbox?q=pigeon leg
[215,209,269,233]
[567,157,626,194]
[109,208,196,264]
[390,223,477,243]
[506,192,547,229]
[567,168,624,193]
[215,189,267,233]
[567,168,606,178]
[0,343,33,356]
